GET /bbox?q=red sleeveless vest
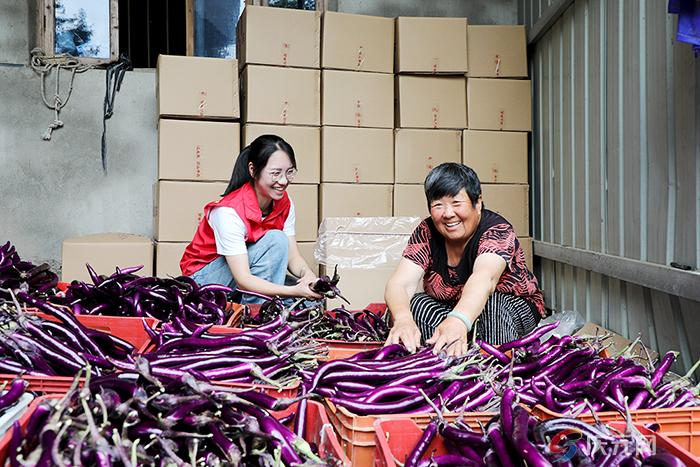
[180,182,291,276]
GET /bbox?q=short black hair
[424,163,482,208]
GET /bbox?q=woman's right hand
[386,314,422,353]
[291,280,323,300]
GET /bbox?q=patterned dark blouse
[402,219,546,317]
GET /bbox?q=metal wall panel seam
[549,30,555,244]
[670,295,693,373]
[584,0,591,250]
[666,12,677,265]
[620,279,628,338]
[571,8,577,248]
[585,269,591,321]
[560,23,565,246]
[602,273,609,329]
[639,0,648,262]
[600,0,608,253]
[643,287,659,353]
[531,57,540,240]
[617,0,625,258]
[538,45,545,241]
[696,57,700,268]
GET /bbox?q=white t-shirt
[208,200,296,256]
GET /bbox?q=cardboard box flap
[316,216,421,268]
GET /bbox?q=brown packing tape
[356,46,364,70]
[494,54,501,76]
[432,106,439,128]
[198,90,207,117]
[355,100,362,127]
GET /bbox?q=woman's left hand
[426,316,470,356]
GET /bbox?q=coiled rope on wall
[29,47,93,141]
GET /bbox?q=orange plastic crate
[372,418,700,467]
[607,422,700,467]
[531,404,700,457]
[0,395,62,464]
[324,400,496,466]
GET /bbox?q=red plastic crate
[373,418,700,467]
[0,374,80,395]
[373,418,449,467]
[29,311,157,349]
[325,400,496,466]
[531,404,700,457]
[304,400,351,466]
[0,395,62,464]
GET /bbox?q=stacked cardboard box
[393,17,468,219]
[155,55,240,277]
[319,12,395,227]
[465,25,533,266]
[239,5,322,274]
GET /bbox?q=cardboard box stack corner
[393,15,468,220]
[238,6,324,251]
[155,53,240,277]
[320,11,396,230]
[463,24,533,269]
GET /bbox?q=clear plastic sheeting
[315,217,422,269]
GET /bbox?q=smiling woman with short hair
[384,163,545,355]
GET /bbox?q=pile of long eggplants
[242,296,389,342]
[304,321,699,417]
[476,321,700,414]
[6,366,340,466]
[139,312,323,388]
[0,295,133,376]
[303,343,497,415]
[43,265,232,324]
[0,241,58,297]
[401,388,688,466]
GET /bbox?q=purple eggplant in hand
[311,265,350,304]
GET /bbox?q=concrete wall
[337,0,518,24]
[1,0,518,272]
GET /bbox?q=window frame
[40,0,120,65]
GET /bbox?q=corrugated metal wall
[519,0,700,375]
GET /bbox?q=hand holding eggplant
[291,279,323,301]
[426,316,470,357]
[386,313,422,353]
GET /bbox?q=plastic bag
[314,217,421,269]
[537,309,586,341]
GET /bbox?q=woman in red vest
[180,135,322,304]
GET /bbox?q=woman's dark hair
[223,134,296,196]
[424,163,482,208]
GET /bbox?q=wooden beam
[186,0,194,56]
[110,0,119,62]
[534,241,700,303]
[527,0,575,44]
